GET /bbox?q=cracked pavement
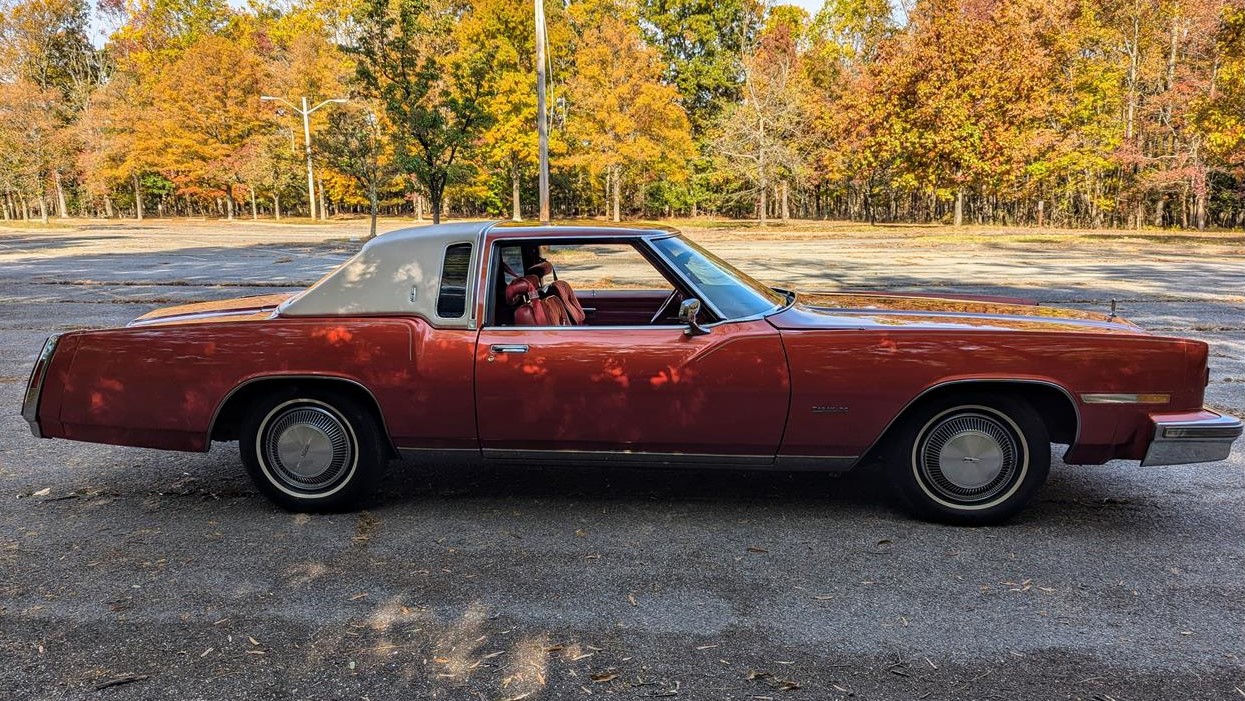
[0,219,1242,700]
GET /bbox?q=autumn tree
[711,7,810,225]
[146,33,269,219]
[318,105,399,239]
[564,0,694,221]
[344,0,498,224]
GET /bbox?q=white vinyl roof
[279,221,492,328]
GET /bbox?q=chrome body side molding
[773,455,859,472]
[481,448,776,467]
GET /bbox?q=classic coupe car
[21,221,1243,523]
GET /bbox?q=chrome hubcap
[918,411,1020,504]
[262,405,353,492]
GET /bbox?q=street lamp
[261,96,348,220]
[534,0,550,223]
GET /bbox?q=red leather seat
[524,260,586,326]
[507,276,570,326]
[548,280,586,325]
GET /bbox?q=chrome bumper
[20,334,60,438]
[1141,410,1243,467]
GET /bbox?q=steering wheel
[650,289,682,324]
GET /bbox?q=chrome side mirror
[678,298,709,336]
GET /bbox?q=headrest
[526,260,553,279]
[505,277,539,306]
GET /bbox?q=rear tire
[239,388,388,511]
[886,393,1050,525]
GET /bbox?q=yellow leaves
[562,12,693,182]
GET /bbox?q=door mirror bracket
[679,298,709,336]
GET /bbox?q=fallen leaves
[747,670,801,691]
[590,671,619,683]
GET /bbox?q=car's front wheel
[239,388,387,511]
[887,394,1050,525]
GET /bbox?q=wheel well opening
[209,378,396,456]
[863,381,1079,463]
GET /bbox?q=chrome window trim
[1141,410,1243,466]
[22,334,61,438]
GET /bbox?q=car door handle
[490,344,529,354]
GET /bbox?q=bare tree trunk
[38,194,49,224]
[611,165,621,223]
[368,182,379,240]
[20,192,29,220]
[225,187,235,220]
[953,188,964,227]
[780,180,790,223]
[511,163,522,222]
[54,170,68,218]
[133,174,144,220]
[273,194,281,221]
[249,186,258,220]
[104,195,114,218]
[317,174,328,221]
[1037,200,1045,227]
[758,180,768,227]
[415,193,424,222]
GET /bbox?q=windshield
[651,236,786,320]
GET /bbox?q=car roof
[279,220,684,328]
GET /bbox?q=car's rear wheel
[886,393,1050,525]
[239,388,387,511]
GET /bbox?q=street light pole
[534,0,550,224]
[261,96,348,220]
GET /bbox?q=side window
[437,243,472,318]
[543,243,673,291]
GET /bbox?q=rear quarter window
[437,243,472,318]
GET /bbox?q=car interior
[490,241,695,327]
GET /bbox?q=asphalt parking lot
[1,220,1242,700]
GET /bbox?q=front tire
[887,394,1050,525]
[239,389,387,511]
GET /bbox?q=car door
[474,319,790,460]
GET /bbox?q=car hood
[127,293,296,327]
[770,291,1145,335]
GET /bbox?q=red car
[20,222,1242,524]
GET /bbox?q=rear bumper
[20,334,60,438]
[1141,409,1243,467]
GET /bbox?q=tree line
[1,0,1243,232]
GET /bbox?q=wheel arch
[208,375,397,457]
[861,378,1080,464]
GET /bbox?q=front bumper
[20,334,60,438]
[1141,409,1243,467]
